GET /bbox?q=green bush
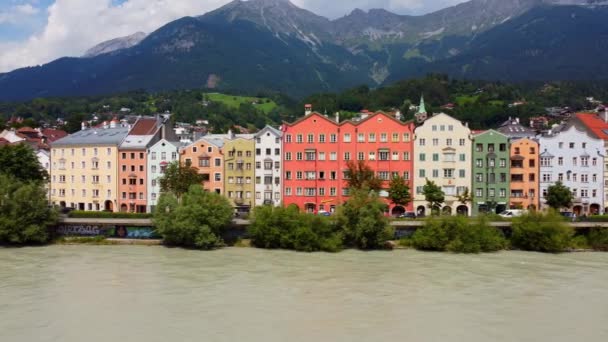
[68,211,153,219]
[511,211,573,253]
[0,174,57,245]
[583,215,608,222]
[336,190,393,249]
[153,185,233,250]
[412,216,506,253]
[249,205,342,253]
[587,228,608,251]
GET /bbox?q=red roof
[41,128,68,142]
[129,118,158,136]
[17,126,38,133]
[0,137,10,146]
[575,113,608,140]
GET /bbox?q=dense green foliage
[68,211,153,219]
[388,175,411,207]
[411,216,506,253]
[0,144,48,182]
[336,190,393,250]
[249,205,342,252]
[422,179,445,215]
[154,185,233,249]
[545,182,573,210]
[511,211,574,253]
[0,174,57,245]
[587,228,608,251]
[159,161,205,200]
[344,160,382,191]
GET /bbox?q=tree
[0,144,47,182]
[159,161,205,200]
[345,160,382,191]
[0,174,58,244]
[154,185,234,249]
[545,181,573,210]
[336,189,393,249]
[422,178,445,215]
[388,175,411,207]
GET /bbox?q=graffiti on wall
[108,226,158,239]
[55,225,108,236]
[54,224,158,239]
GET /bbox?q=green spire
[417,94,426,114]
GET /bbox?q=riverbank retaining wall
[52,218,608,241]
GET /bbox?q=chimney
[110,117,118,128]
[335,112,340,123]
[604,110,608,123]
[228,129,234,139]
[516,117,520,124]
[395,110,402,121]
[304,104,312,116]
[102,121,109,129]
[81,121,88,131]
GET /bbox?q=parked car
[317,210,331,216]
[498,209,526,218]
[398,212,417,219]
[560,211,576,221]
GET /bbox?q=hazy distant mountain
[1,0,608,100]
[83,32,148,58]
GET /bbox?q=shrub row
[69,211,153,219]
[249,190,393,252]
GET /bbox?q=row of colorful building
[48,104,608,217]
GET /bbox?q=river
[1,246,607,342]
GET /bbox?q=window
[476,173,484,182]
[318,134,326,143]
[275,161,280,169]
[199,159,210,167]
[296,152,303,161]
[256,148,261,156]
[275,148,280,156]
[369,133,376,142]
[319,152,326,161]
[344,152,351,161]
[285,134,292,143]
[581,189,588,198]
[459,139,466,146]
[443,153,455,162]
[581,157,589,167]
[392,152,399,161]
[581,174,588,183]
[392,133,399,142]
[419,138,425,146]
[403,133,411,142]
[475,144,483,152]
[569,142,575,149]
[380,133,387,142]
[305,151,316,161]
[540,158,552,167]
[358,152,365,161]
[419,153,426,161]
[296,171,303,180]
[476,159,483,168]
[296,134,303,143]
[215,158,221,167]
[573,157,577,166]
[377,171,390,180]
[403,152,410,161]
[329,134,337,143]
[432,169,439,178]
[330,187,337,196]
[446,138,452,146]
[379,151,389,161]
[404,171,410,180]
[476,188,483,197]
[343,133,351,143]
[459,169,465,178]
[285,152,292,161]
[499,159,506,168]
[419,169,426,177]
[432,138,439,146]
[265,149,271,156]
[459,154,466,162]
[307,134,314,143]
[330,152,337,161]
[542,174,551,182]
[264,161,273,170]
[357,133,365,143]
[432,153,439,162]
[285,188,292,196]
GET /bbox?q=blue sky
[0,0,466,73]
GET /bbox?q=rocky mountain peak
[83,32,147,58]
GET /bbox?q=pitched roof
[41,128,68,142]
[51,126,130,147]
[128,117,160,136]
[574,113,608,140]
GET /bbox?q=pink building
[282,110,415,216]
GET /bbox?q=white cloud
[0,3,40,25]
[0,0,467,73]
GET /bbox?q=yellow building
[223,134,255,210]
[50,123,130,212]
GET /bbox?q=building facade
[224,136,256,209]
[254,126,283,207]
[282,111,415,215]
[538,126,605,215]
[147,139,180,212]
[508,138,540,210]
[413,113,472,216]
[180,136,226,195]
[471,130,510,215]
[50,125,130,212]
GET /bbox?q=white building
[147,139,180,212]
[254,125,283,207]
[413,113,473,216]
[538,126,605,215]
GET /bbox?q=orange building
[118,118,162,213]
[509,138,539,210]
[180,136,225,194]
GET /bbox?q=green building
[471,130,510,216]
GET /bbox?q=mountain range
[1,0,608,100]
